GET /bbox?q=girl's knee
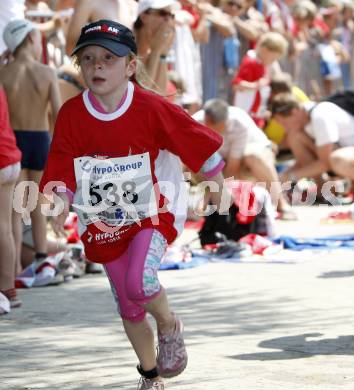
[126,283,146,302]
[126,281,161,305]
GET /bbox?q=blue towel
[273,235,354,251]
[159,256,209,270]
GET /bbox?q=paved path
[1,205,354,390]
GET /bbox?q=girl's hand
[50,193,70,238]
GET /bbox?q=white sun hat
[138,0,181,15]
[3,19,35,53]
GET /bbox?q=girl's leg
[28,170,47,256]
[105,229,186,380]
[126,229,187,378]
[122,317,157,372]
[121,287,176,372]
[105,248,159,373]
[0,179,17,291]
[12,169,29,275]
[126,229,175,335]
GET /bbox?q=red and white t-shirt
[40,82,222,263]
[0,88,21,170]
[232,50,270,127]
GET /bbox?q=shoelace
[138,377,164,389]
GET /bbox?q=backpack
[198,182,277,246]
[324,90,354,116]
[198,204,268,246]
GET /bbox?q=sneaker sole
[158,356,188,378]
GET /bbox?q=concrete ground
[1,205,354,390]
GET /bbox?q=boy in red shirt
[232,31,288,128]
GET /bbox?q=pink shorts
[104,228,167,323]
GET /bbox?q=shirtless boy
[1,19,61,272]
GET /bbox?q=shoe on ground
[0,292,10,314]
[1,288,22,308]
[85,260,103,274]
[57,256,76,281]
[276,208,298,221]
[137,377,164,389]
[69,258,85,278]
[157,313,188,378]
[61,248,85,278]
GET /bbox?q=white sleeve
[311,105,339,147]
[227,120,248,159]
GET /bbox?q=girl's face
[79,46,136,97]
[141,7,175,34]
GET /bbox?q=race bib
[72,153,158,227]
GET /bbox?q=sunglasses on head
[271,104,294,116]
[227,1,242,8]
[148,9,175,18]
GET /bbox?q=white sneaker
[137,377,164,390]
[0,292,10,315]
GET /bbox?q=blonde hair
[270,93,300,117]
[270,72,293,94]
[257,32,288,56]
[292,1,317,22]
[127,52,155,91]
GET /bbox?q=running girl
[40,19,226,389]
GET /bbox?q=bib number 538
[89,181,138,207]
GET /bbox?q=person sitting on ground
[193,98,296,220]
[231,31,288,128]
[21,221,103,276]
[271,92,354,190]
[21,221,67,269]
[1,19,61,274]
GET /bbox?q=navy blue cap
[72,19,137,56]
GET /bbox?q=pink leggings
[104,229,167,323]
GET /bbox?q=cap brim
[71,39,131,57]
